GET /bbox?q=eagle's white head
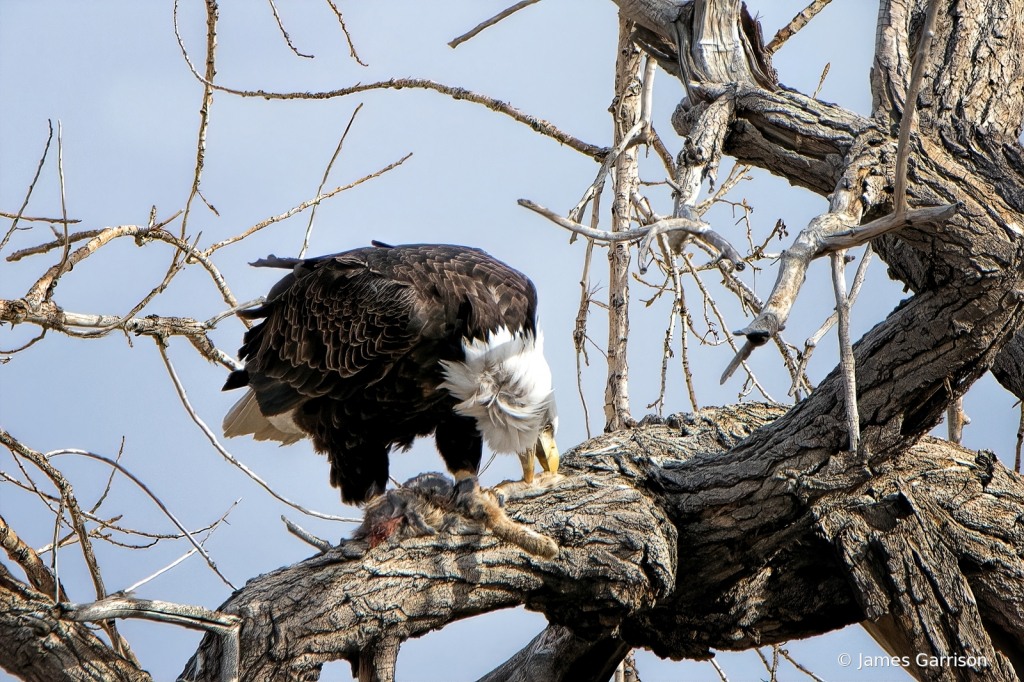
[439,327,557,456]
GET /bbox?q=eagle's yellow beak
[535,424,559,475]
[516,425,559,485]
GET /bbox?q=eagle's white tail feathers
[223,389,305,446]
[440,328,557,454]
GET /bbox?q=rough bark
[179,405,1024,681]
[0,576,151,682]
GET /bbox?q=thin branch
[300,103,362,258]
[0,299,241,370]
[695,161,752,216]
[831,251,860,453]
[203,153,412,256]
[568,58,656,226]
[682,255,777,403]
[7,229,104,261]
[44,448,236,590]
[123,501,236,593]
[156,341,359,523]
[171,28,609,160]
[574,235,597,440]
[709,657,731,682]
[62,596,241,682]
[661,236,697,411]
[449,0,541,49]
[21,214,180,309]
[793,245,873,395]
[50,121,70,304]
[0,121,54,253]
[324,0,366,66]
[0,213,79,224]
[267,0,314,58]
[51,496,64,603]
[89,438,124,515]
[520,199,744,270]
[812,62,830,100]
[765,0,834,54]
[893,0,941,220]
[646,125,677,178]
[779,647,827,682]
[174,0,219,282]
[281,515,332,552]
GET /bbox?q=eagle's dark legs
[433,413,482,481]
[329,443,390,505]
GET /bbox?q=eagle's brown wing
[228,252,421,417]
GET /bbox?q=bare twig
[812,62,830,100]
[893,0,941,220]
[156,341,359,523]
[709,657,731,682]
[0,121,54,253]
[779,647,827,682]
[0,431,108,601]
[449,0,541,49]
[695,162,752,216]
[765,0,834,54]
[7,228,104,261]
[203,153,412,256]
[268,0,313,58]
[520,199,744,270]
[755,646,779,682]
[574,235,597,439]
[44,448,236,590]
[171,29,609,160]
[793,245,873,395]
[123,501,236,593]
[22,214,179,309]
[281,515,332,552]
[646,125,677,178]
[682,256,776,403]
[831,251,859,452]
[661,237,697,411]
[50,121,71,304]
[568,58,656,227]
[300,103,362,258]
[179,0,220,247]
[324,0,366,66]
[0,213,79,224]
[51,496,64,602]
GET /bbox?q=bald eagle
[221,243,559,504]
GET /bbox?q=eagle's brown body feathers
[222,244,539,503]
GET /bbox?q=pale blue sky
[1,2,1015,681]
